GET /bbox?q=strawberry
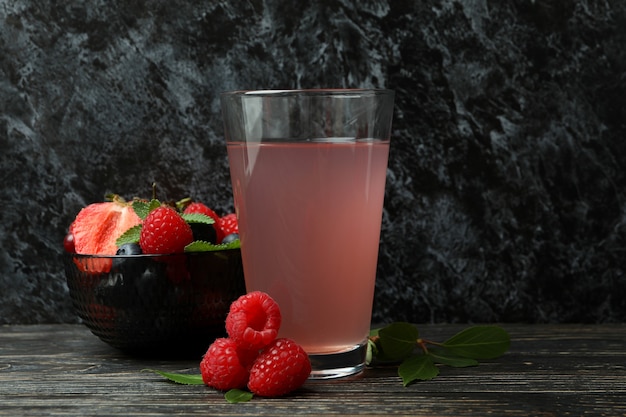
[69,198,142,273]
[139,206,194,254]
[217,213,238,241]
[70,200,141,255]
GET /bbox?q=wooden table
[1,324,624,416]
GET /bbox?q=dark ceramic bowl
[64,250,245,358]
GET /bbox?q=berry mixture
[200,291,311,397]
[66,195,312,397]
[65,194,241,270]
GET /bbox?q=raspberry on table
[200,338,258,391]
[225,291,282,351]
[247,338,311,397]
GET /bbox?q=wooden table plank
[1,324,625,416]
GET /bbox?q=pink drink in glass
[227,140,389,354]
[222,89,394,379]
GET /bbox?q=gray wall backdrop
[1,0,625,325]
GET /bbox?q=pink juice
[227,140,389,354]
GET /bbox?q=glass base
[307,341,367,380]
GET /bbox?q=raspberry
[139,206,194,254]
[183,202,220,222]
[225,291,282,351]
[184,202,224,243]
[217,213,238,242]
[200,338,258,391]
[248,338,311,397]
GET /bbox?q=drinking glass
[221,89,394,379]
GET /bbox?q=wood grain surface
[1,324,625,416]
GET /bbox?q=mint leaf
[132,200,151,219]
[398,354,439,386]
[377,322,419,361]
[225,389,254,403]
[427,348,479,367]
[181,212,215,225]
[185,239,241,252]
[442,326,510,359]
[143,369,204,385]
[148,199,161,211]
[115,224,142,246]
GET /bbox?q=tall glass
[221,89,394,379]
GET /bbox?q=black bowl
[64,250,245,358]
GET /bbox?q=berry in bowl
[63,195,245,358]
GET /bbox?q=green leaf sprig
[146,324,510,402]
[368,324,510,386]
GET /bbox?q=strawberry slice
[69,200,142,273]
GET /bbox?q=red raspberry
[217,213,238,242]
[200,338,258,391]
[225,291,282,351]
[184,202,224,242]
[184,202,219,222]
[248,338,311,397]
[139,206,194,254]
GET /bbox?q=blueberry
[221,233,239,244]
[190,223,218,244]
[101,243,147,307]
[116,243,142,256]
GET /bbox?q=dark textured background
[1,0,625,325]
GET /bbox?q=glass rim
[220,88,394,98]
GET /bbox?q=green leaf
[377,322,419,361]
[175,197,192,212]
[427,348,479,367]
[225,389,254,403]
[132,200,153,219]
[148,199,161,211]
[398,354,439,386]
[143,369,204,385]
[181,212,215,225]
[442,326,510,359]
[184,239,241,252]
[115,224,142,246]
[366,338,377,365]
